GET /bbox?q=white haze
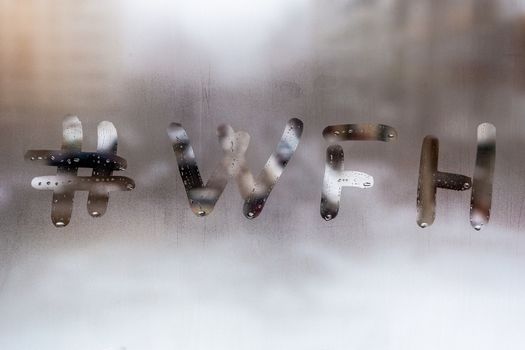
[1,0,525,349]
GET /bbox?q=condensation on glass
[167,118,303,219]
[416,123,496,230]
[320,124,398,221]
[25,116,135,227]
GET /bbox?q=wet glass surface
[1,1,525,349]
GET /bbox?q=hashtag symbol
[25,116,135,227]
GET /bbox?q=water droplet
[30,156,35,161]
[387,133,395,138]
[197,210,206,216]
[46,181,51,185]
[91,211,100,217]
[73,158,80,162]
[324,214,332,220]
[363,182,371,187]
[420,222,428,228]
[55,221,65,227]
[126,183,134,190]
[247,212,254,218]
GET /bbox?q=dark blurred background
[1,1,525,349]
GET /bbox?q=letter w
[167,118,303,219]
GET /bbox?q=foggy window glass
[0,1,524,349]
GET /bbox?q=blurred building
[312,0,524,133]
[0,0,122,113]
